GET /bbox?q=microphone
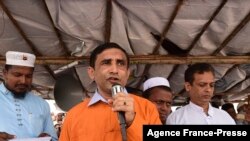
[112,84,127,141]
[112,84,123,96]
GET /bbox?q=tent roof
[0,0,250,109]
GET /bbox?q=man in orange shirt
[59,42,161,141]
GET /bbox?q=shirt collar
[88,88,128,106]
[88,90,108,106]
[207,103,214,116]
[0,83,12,95]
[189,101,214,116]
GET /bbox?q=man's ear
[3,68,6,74]
[87,67,95,80]
[184,82,191,92]
[2,68,7,79]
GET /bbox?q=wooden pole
[1,55,250,65]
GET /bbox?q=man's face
[185,71,215,106]
[3,66,34,98]
[57,113,65,122]
[88,48,130,96]
[148,87,172,124]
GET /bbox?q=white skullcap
[6,51,36,67]
[143,77,170,91]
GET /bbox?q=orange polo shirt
[59,94,161,141]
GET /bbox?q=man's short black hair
[184,63,215,84]
[4,65,13,71]
[4,65,34,71]
[89,42,130,68]
[221,103,234,111]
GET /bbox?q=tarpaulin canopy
[0,0,250,109]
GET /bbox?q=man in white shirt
[166,63,235,125]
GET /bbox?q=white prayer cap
[143,77,170,91]
[6,51,36,67]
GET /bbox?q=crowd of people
[0,42,250,141]
[51,112,66,137]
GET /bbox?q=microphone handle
[112,84,127,141]
[118,112,127,141]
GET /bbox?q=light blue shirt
[166,101,236,125]
[0,83,58,140]
[88,88,128,106]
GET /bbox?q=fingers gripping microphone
[112,84,127,141]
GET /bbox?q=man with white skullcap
[143,77,173,124]
[0,51,58,141]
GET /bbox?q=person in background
[236,102,250,125]
[59,42,161,141]
[221,103,237,121]
[54,124,61,138]
[166,63,235,124]
[237,102,248,114]
[53,112,65,138]
[55,113,65,125]
[142,77,173,124]
[0,51,57,141]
